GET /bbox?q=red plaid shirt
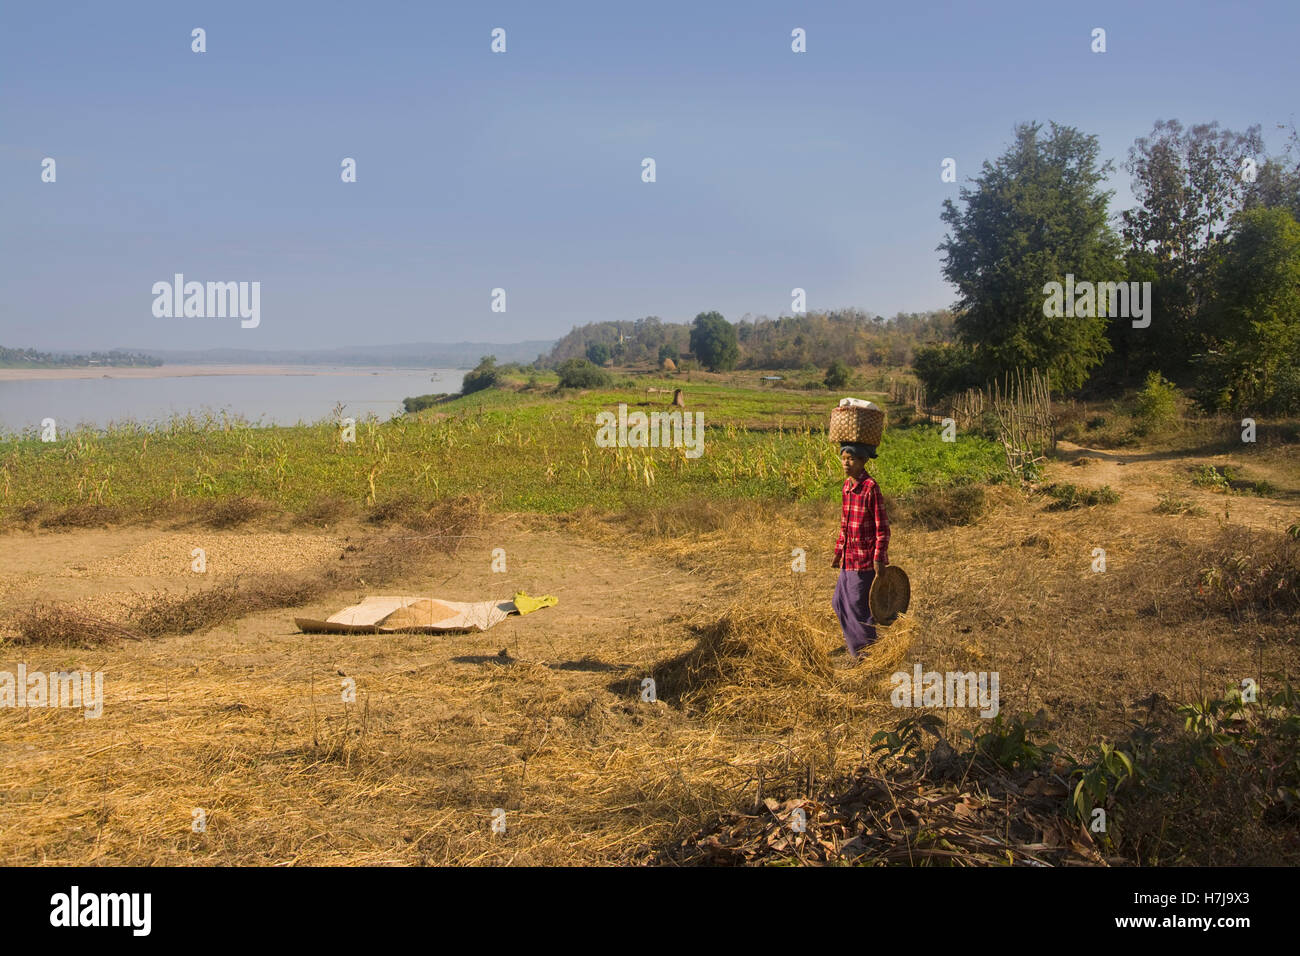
[834,474,889,570]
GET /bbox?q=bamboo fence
[986,368,1054,480]
[893,369,1054,481]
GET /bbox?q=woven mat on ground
[295,596,515,634]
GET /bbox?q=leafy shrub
[1174,684,1300,827]
[1193,464,1232,491]
[824,360,852,389]
[1155,492,1206,516]
[402,393,447,413]
[462,356,501,394]
[586,342,612,366]
[869,713,945,770]
[556,358,613,390]
[1133,371,1180,433]
[965,713,1057,773]
[1193,465,1275,496]
[1042,482,1120,509]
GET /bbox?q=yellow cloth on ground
[512,591,558,615]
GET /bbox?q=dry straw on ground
[2,476,1298,865]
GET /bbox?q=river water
[0,367,465,433]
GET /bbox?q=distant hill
[127,341,555,368]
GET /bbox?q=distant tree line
[539,309,956,372]
[0,346,163,368]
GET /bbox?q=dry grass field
[2,419,1297,866]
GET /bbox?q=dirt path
[0,520,707,646]
[1052,439,1298,534]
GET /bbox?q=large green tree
[1198,206,1300,413]
[689,311,739,371]
[938,121,1123,391]
[1115,120,1264,379]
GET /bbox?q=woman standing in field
[831,442,889,665]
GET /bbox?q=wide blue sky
[2,0,1296,351]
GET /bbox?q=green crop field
[0,379,1005,525]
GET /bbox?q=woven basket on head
[829,404,885,445]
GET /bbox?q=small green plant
[962,713,1057,771]
[1068,742,1137,826]
[1155,492,1206,516]
[1193,464,1233,492]
[1191,464,1275,497]
[1043,482,1121,509]
[869,713,945,769]
[1174,684,1300,819]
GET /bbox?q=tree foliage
[544,316,688,368]
[1112,120,1264,379]
[543,310,953,371]
[912,342,984,397]
[0,346,161,368]
[461,355,501,394]
[1198,207,1300,413]
[939,121,1123,391]
[823,360,852,389]
[689,312,740,371]
[1244,122,1300,224]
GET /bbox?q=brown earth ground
[0,438,1297,865]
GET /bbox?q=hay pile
[649,602,917,725]
[652,604,832,720]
